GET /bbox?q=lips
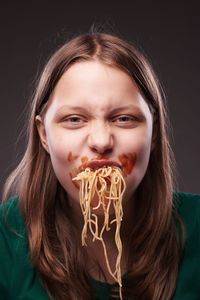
[86,159,121,170]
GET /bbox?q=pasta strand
[72,166,126,300]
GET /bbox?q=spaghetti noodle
[72,166,126,300]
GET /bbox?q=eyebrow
[54,104,144,115]
[108,106,143,114]
[54,106,89,117]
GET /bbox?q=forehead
[46,60,150,114]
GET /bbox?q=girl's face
[36,61,154,209]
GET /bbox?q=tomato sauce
[118,153,136,176]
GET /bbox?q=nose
[87,121,114,154]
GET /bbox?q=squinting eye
[113,115,136,123]
[118,116,132,122]
[67,116,82,123]
[62,115,87,128]
[111,114,140,128]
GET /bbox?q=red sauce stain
[67,151,78,162]
[118,153,136,176]
[69,156,89,189]
[78,156,89,172]
[69,155,110,189]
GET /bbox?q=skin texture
[36,61,154,214]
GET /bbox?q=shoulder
[174,191,200,216]
[0,196,28,296]
[0,195,20,216]
[174,191,200,239]
[0,195,26,239]
[0,198,49,299]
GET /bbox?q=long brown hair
[3,32,184,299]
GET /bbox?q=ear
[35,115,49,153]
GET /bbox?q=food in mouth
[72,165,126,300]
[86,159,121,170]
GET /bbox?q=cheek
[46,132,75,182]
[118,127,152,161]
[119,153,136,176]
[133,135,152,175]
[47,129,80,162]
[46,131,85,195]
[48,139,68,167]
[118,128,152,190]
[48,142,80,195]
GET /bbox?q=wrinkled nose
[87,121,114,154]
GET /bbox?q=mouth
[86,159,121,170]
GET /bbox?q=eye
[62,115,87,128]
[112,115,137,126]
[68,116,82,123]
[116,115,133,122]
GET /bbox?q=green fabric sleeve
[0,196,49,300]
[172,192,200,299]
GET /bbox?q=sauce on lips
[68,152,136,190]
[79,156,89,172]
[86,159,120,170]
[69,156,89,189]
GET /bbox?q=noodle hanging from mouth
[72,166,126,300]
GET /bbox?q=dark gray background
[0,0,199,198]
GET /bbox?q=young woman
[1,32,200,300]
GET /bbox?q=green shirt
[0,192,200,299]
